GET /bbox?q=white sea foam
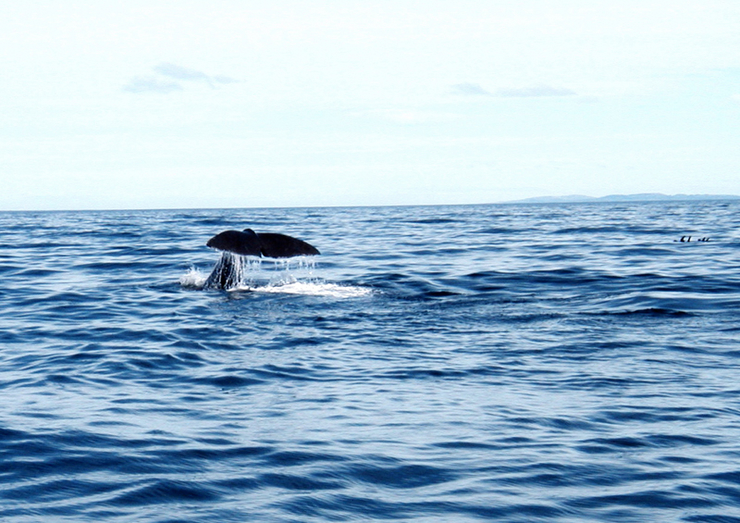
[257,281,372,298]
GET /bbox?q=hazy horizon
[3,192,738,214]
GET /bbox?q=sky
[1,1,739,210]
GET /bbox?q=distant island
[506,193,740,204]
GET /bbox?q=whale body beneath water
[204,229,320,290]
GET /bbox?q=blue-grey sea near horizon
[2,201,740,522]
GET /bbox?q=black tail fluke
[255,232,320,257]
[206,229,262,256]
[206,228,320,258]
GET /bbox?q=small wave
[615,307,693,317]
[403,218,459,224]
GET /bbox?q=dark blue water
[2,201,740,522]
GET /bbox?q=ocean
[1,201,740,522]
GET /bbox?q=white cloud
[122,76,182,94]
[212,75,240,85]
[124,63,239,93]
[496,84,577,97]
[154,62,211,82]
[372,108,461,124]
[450,83,493,96]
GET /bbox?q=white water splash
[179,261,371,298]
[178,267,207,289]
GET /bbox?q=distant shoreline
[504,193,740,204]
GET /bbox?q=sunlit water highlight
[2,201,740,522]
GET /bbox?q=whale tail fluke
[255,232,320,257]
[203,228,319,290]
[206,229,261,256]
[206,228,320,258]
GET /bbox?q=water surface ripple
[2,202,740,522]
